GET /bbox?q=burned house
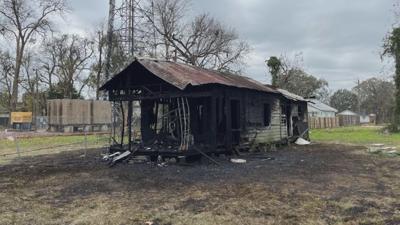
[100,58,308,158]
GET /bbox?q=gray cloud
[191,0,394,89]
[67,0,395,90]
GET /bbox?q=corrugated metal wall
[47,99,111,126]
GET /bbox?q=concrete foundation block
[63,126,74,133]
[100,125,109,132]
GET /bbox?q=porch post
[127,100,133,151]
[225,92,232,151]
[210,94,217,151]
[120,102,125,147]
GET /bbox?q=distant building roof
[338,110,358,116]
[306,99,338,113]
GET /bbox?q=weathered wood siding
[241,93,287,144]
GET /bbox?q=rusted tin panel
[101,58,278,94]
[140,59,278,93]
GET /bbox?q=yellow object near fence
[11,112,32,124]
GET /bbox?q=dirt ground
[1,143,400,225]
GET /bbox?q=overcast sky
[66,0,396,90]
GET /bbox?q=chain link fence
[0,132,111,164]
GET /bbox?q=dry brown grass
[0,144,400,225]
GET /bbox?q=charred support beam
[154,101,159,133]
[225,92,232,151]
[127,101,133,150]
[210,94,217,151]
[112,101,116,143]
[120,102,125,147]
[109,91,212,101]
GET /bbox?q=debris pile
[368,144,399,156]
[295,138,311,145]
[230,158,247,164]
[102,151,132,166]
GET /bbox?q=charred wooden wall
[241,92,287,144]
[211,87,288,146]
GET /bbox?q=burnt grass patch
[0,143,400,224]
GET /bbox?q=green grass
[310,126,400,147]
[0,134,111,164]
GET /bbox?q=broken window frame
[263,103,272,127]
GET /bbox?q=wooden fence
[308,117,340,129]
[338,115,360,127]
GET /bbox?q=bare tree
[143,0,249,72]
[145,0,186,60]
[88,24,129,99]
[94,29,105,100]
[19,52,44,119]
[268,53,305,85]
[37,39,59,93]
[0,0,66,111]
[0,51,15,111]
[330,89,359,112]
[353,78,395,123]
[46,34,94,98]
[266,53,328,98]
[88,25,106,100]
[20,52,36,95]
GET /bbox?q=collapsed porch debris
[110,150,132,166]
[102,152,121,161]
[295,138,311,145]
[230,158,247,164]
[368,144,398,156]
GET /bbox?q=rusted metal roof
[276,88,307,102]
[101,58,278,93]
[264,84,307,102]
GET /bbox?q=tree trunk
[10,40,24,112]
[49,73,53,93]
[96,33,103,100]
[69,80,73,99]
[395,52,400,128]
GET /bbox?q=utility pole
[357,79,361,114]
[104,0,115,82]
[33,68,39,129]
[105,0,140,79]
[96,30,103,100]
[151,0,157,57]
[119,0,140,57]
[36,69,39,123]
[130,0,135,56]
